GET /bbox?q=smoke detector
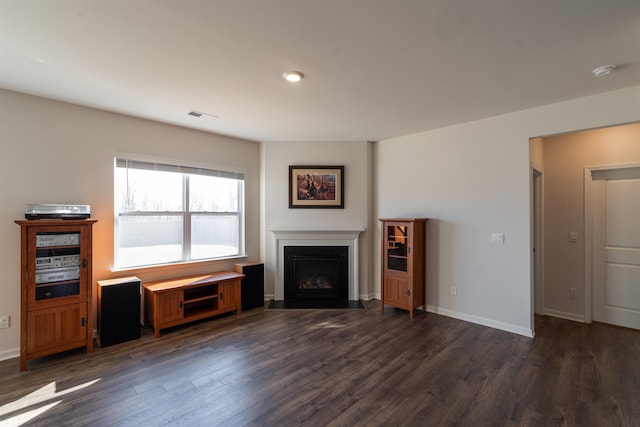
[592,65,616,77]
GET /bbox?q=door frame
[584,163,640,324]
[531,166,544,318]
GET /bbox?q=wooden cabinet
[158,290,184,324]
[380,218,428,318]
[218,281,238,311]
[144,271,243,338]
[27,303,87,356]
[16,219,97,371]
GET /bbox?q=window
[114,158,244,269]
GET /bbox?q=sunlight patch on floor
[311,321,346,329]
[0,378,100,426]
[0,401,61,427]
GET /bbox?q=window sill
[111,254,248,276]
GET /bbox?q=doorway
[530,122,640,329]
[586,165,640,330]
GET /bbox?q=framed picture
[289,165,344,208]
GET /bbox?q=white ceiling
[1,0,639,142]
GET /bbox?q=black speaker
[235,262,264,310]
[97,276,141,348]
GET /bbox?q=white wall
[529,137,544,171]
[1,85,638,358]
[0,89,261,359]
[262,140,373,299]
[375,86,640,337]
[541,123,640,321]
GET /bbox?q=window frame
[114,156,246,270]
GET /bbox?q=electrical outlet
[0,315,9,329]
[450,286,457,296]
[569,288,578,299]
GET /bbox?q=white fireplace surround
[270,229,364,301]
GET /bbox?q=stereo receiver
[36,233,80,247]
[36,254,81,270]
[35,267,80,284]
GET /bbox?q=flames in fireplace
[298,274,334,289]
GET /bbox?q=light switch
[491,233,505,244]
[569,232,578,242]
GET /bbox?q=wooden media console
[143,271,244,338]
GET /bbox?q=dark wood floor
[1,301,639,426]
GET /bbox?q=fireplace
[284,246,348,306]
[270,228,363,302]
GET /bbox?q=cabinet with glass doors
[15,219,97,371]
[380,218,428,318]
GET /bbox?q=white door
[591,167,640,329]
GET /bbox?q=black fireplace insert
[284,246,348,306]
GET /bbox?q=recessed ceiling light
[592,65,616,77]
[283,71,304,83]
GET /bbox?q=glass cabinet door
[32,231,83,301]
[386,225,408,272]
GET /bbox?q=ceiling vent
[188,110,217,118]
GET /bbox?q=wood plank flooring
[0,301,639,426]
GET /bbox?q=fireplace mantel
[270,229,364,301]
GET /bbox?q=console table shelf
[143,271,243,338]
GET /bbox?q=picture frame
[289,165,344,209]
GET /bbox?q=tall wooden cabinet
[15,219,97,371]
[380,218,428,318]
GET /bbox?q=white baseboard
[0,347,19,362]
[264,294,376,301]
[264,294,534,338]
[543,308,585,323]
[426,305,534,338]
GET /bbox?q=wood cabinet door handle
[406,290,411,296]
[81,317,86,327]
[179,300,183,309]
